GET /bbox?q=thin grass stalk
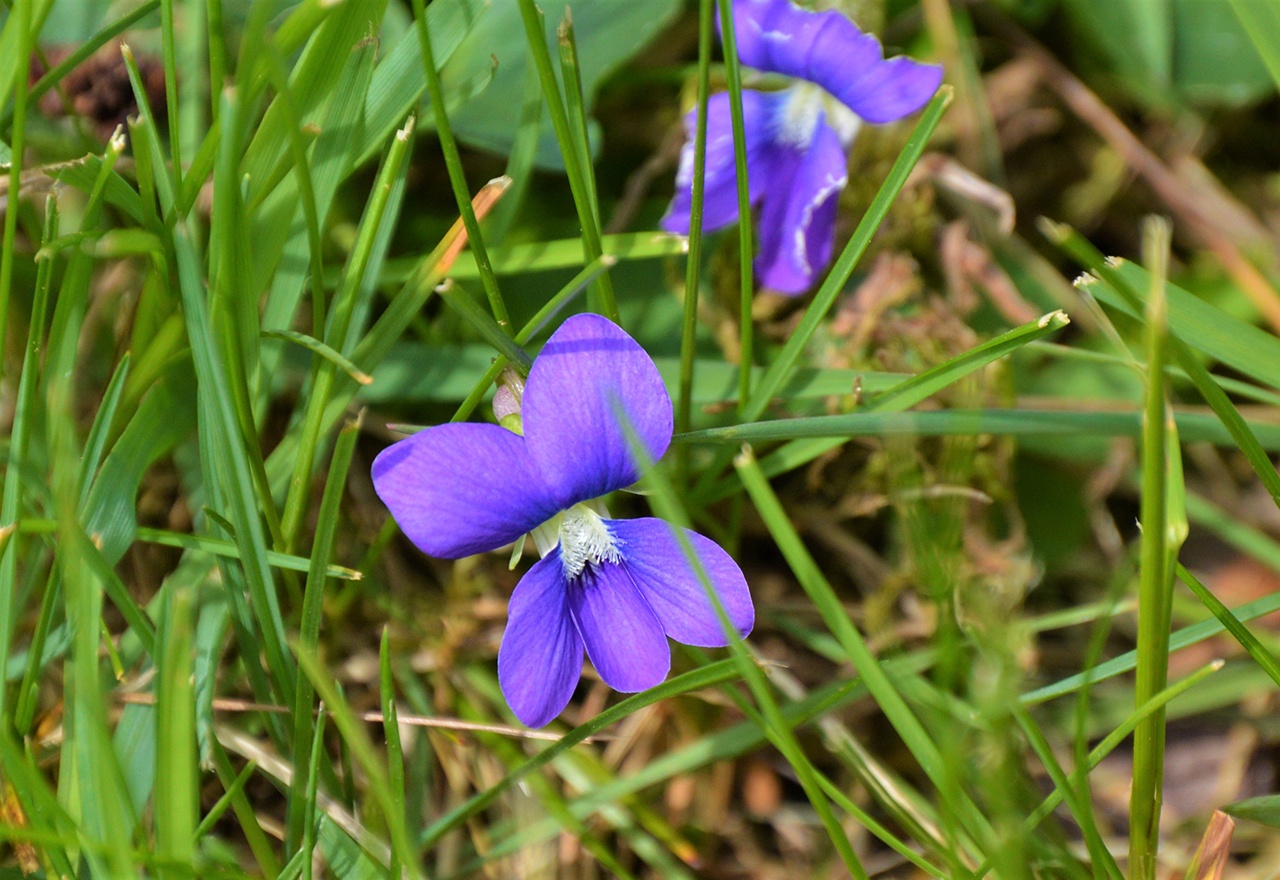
[125,46,298,712]
[676,0,715,465]
[556,11,598,209]
[210,743,283,879]
[691,88,952,492]
[279,115,411,550]
[614,427,869,877]
[294,647,423,879]
[207,0,226,123]
[1012,705,1124,878]
[420,660,739,848]
[735,446,997,861]
[260,37,328,342]
[300,708,327,880]
[976,660,1223,877]
[1129,217,1174,879]
[451,254,613,422]
[514,0,619,321]
[288,414,361,850]
[410,0,513,333]
[713,0,756,410]
[155,587,198,879]
[379,630,407,880]
[159,0,183,189]
[1176,563,1280,686]
[1042,219,1280,508]
[0,0,32,387]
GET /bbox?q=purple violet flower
[662,0,943,295]
[372,314,754,727]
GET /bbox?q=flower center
[529,502,623,580]
[776,83,862,149]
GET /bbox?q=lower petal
[498,552,584,728]
[608,518,754,647]
[754,118,848,295]
[568,561,670,693]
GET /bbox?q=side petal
[661,91,777,234]
[522,314,674,509]
[754,117,847,295]
[730,0,942,124]
[498,552,585,728]
[568,560,670,693]
[609,518,753,647]
[371,423,560,559]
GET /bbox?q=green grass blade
[289,415,360,849]
[1129,217,1175,879]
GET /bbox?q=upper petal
[498,552,585,727]
[754,116,847,295]
[609,518,753,647]
[522,314,673,509]
[729,0,943,124]
[372,423,561,559]
[568,559,670,693]
[661,90,778,234]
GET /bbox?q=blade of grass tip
[155,587,197,879]
[294,645,421,878]
[410,0,513,334]
[734,445,997,860]
[1042,218,1280,508]
[714,0,756,411]
[693,309,1070,503]
[1130,216,1175,880]
[420,659,741,848]
[379,630,406,880]
[135,527,361,581]
[514,0,618,321]
[676,0,715,468]
[450,254,614,421]
[693,87,953,492]
[436,279,534,373]
[288,414,361,851]
[625,443,868,878]
[974,660,1226,879]
[3,1,153,128]
[265,329,373,385]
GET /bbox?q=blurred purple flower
[662,0,943,294]
[372,314,754,727]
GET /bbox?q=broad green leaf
[441,0,681,168]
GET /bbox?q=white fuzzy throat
[776,83,862,149]
[533,503,623,580]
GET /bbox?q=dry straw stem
[116,692,605,743]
